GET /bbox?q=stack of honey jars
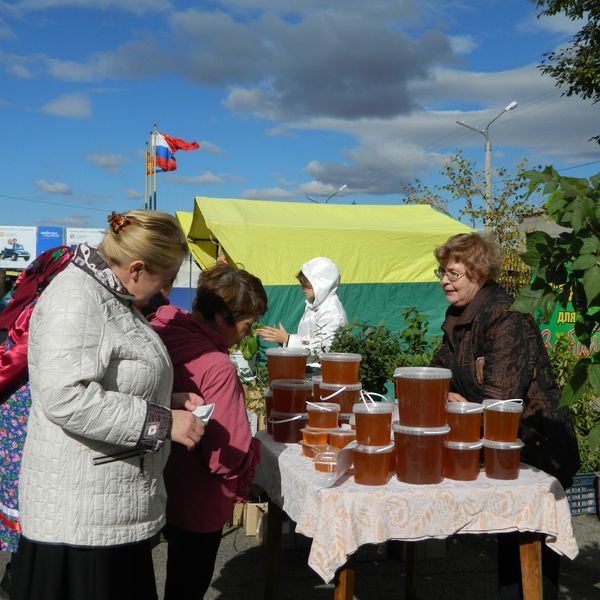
[444,401,484,481]
[392,367,451,484]
[301,353,362,470]
[266,348,309,443]
[482,399,524,480]
[352,400,394,485]
[318,352,362,426]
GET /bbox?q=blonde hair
[434,231,502,283]
[100,210,187,273]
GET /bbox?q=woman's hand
[447,392,467,403]
[170,410,205,450]
[171,391,204,411]
[256,323,288,344]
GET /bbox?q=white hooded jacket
[287,257,347,356]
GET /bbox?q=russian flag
[154,132,200,172]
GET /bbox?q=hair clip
[107,211,131,234]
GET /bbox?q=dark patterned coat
[432,282,580,488]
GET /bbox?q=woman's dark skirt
[11,535,158,600]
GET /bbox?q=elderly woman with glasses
[430,231,579,600]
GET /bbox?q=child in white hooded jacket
[257,257,347,356]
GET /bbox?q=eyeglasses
[434,268,466,282]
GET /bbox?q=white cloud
[519,11,584,36]
[7,63,33,78]
[239,187,295,200]
[12,0,172,15]
[168,172,226,185]
[199,140,222,154]
[44,214,93,227]
[87,153,129,171]
[35,180,74,195]
[448,35,477,55]
[124,187,142,199]
[41,92,91,118]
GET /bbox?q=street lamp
[456,101,518,221]
[325,184,348,204]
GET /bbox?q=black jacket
[432,282,580,488]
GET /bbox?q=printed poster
[0,226,37,270]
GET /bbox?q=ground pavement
[2,513,599,599]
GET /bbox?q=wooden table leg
[519,533,542,600]
[333,557,355,600]
[405,541,418,600]
[265,501,284,600]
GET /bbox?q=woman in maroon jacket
[150,263,267,599]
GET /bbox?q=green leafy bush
[329,308,440,394]
[549,334,600,473]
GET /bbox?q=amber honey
[394,367,451,428]
[312,375,323,401]
[300,442,330,459]
[328,428,357,449]
[313,449,338,473]
[266,348,309,382]
[269,410,308,443]
[353,444,393,485]
[443,440,482,481]
[393,422,449,484]
[319,382,362,413]
[446,402,483,443]
[301,427,329,446]
[307,402,339,429]
[320,353,361,384]
[483,439,523,480]
[271,379,312,413]
[353,403,393,446]
[483,400,522,442]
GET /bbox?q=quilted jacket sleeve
[28,275,163,449]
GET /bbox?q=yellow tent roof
[178,197,471,285]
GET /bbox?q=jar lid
[392,421,451,435]
[266,347,310,357]
[311,375,323,383]
[445,440,483,450]
[270,410,308,419]
[354,443,395,454]
[482,399,523,413]
[320,352,362,362]
[393,367,452,380]
[306,401,340,412]
[313,449,339,462]
[446,401,483,414]
[483,438,524,450]
[319,382,362,391]
[328,428,356,437]
[353,402,393,414]
[271,378,312,390]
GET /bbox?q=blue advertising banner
[37,226,64,255]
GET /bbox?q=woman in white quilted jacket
[257,256,347,357]
[11,211,205,600]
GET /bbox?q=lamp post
[325,184,348,204]
[456,101,517,222]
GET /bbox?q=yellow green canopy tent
[177,197,472,334]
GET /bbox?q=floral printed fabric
[253,431,579,584]
[0,382,30,552]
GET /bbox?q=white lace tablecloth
[253,430,579,584]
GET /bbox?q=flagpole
[153,123,158,211]
[144,141,149,210]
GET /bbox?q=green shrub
[329,308,440,395]
[549,334,600,473]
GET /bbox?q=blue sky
[0,0,598,228]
